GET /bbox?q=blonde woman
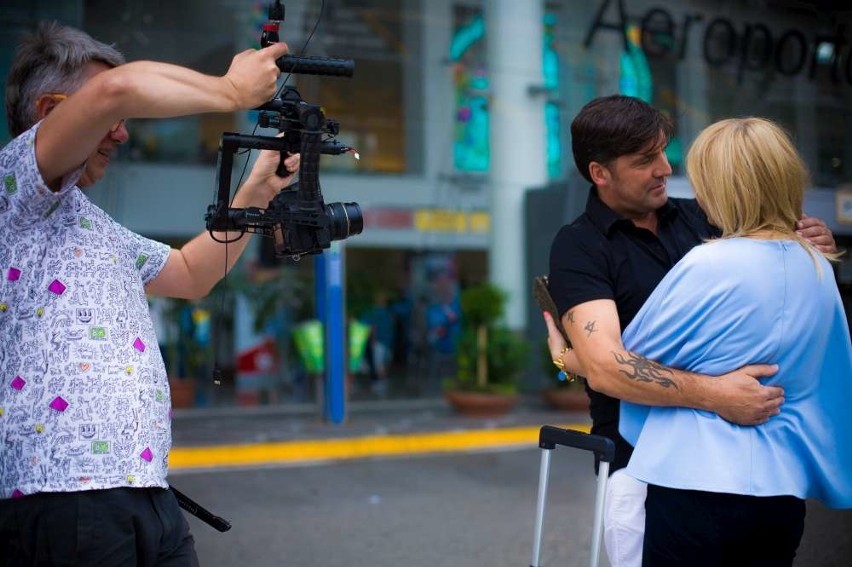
[615,117,852,565]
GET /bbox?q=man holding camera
[0,21,297,565]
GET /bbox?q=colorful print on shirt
[0,124,172,498]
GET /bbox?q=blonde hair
[686,117,837,264]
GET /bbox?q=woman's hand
[543,311,569,363]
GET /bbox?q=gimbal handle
[276,55,354,77]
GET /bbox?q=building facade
[3,0,851,406]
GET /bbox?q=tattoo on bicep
[584,320,597,337]
[566,310,575,325]
[612,351,678,389]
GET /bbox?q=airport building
[3,0,851,406]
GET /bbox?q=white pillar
[420,0,452,175]
[486,0,547,330]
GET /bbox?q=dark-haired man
[545,94,835,567]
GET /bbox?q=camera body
[264,183,362,258]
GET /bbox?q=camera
[262,181,362,258]
[205,21,362,260]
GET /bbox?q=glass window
[571,0,852,184]
[544,12,564,180]
[450,6,489,173]
[280,0,408,174]
[695,4,852,187]
[79,0,413,174]
[450,5,564,179]
[84,0,240,164]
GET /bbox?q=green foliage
[459,283,506,328]
[446,282,529,393]
[443,375,518,395]
[346,269,382,320]
[224,266,310,332]
[454,326,528,392]
[161,297,208,380]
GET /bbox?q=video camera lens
[326,202,363,242]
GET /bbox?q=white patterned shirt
[0,123,172,498]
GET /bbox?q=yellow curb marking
[169,423,591,470]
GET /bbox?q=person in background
[0,21,296,565]
[619,117,852,565]
[362,290,395,397]
[543,95,836,567]
[408,293,432,389]
[425,272,462,395]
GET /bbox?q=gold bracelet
[552,346,578,382]
[552,346,571,370]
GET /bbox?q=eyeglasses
[44,93,126,134]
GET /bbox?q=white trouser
[602,469,647,567]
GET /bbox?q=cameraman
[0,21,298,565]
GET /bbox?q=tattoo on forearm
[584,320,597,337]
[612,351,678,389]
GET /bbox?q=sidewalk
[169,396,591,472]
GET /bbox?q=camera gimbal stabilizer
[178,2,364,533]
[204,7,362,260]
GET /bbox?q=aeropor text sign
[585,0,850,85]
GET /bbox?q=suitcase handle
[538,425,615,463]
[531,426,614,567]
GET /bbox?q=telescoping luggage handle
[530,426,616,567]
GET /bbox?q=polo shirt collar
[584,185,678,235]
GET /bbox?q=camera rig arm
[204,85,362,260]
[204,107,347,235]
[204,132,291,235]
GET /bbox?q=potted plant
[443,283,529,417]
[160,297,207,409]
[539,342,589,411]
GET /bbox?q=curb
[168,422,591,472]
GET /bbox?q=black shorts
[0,487,199,567]
[643,483,806,567]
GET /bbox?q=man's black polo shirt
[548,186,718,473]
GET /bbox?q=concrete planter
[444,390,519,417]
[541,387,589,412]
[169,377,197,409]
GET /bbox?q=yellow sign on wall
[414,209,490,233]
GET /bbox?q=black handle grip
[538,425,616,463]
[170,486,232,533]
[276,55,355,77]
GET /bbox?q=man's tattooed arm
[565,311,675,389]
[566,311,596,338]
[612,351,678,389]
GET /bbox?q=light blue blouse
[620,238,852,508]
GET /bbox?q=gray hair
[6,21,126,137]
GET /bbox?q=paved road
[168,402,852,566]
[170,447,607,567]
[170,449,852,567]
